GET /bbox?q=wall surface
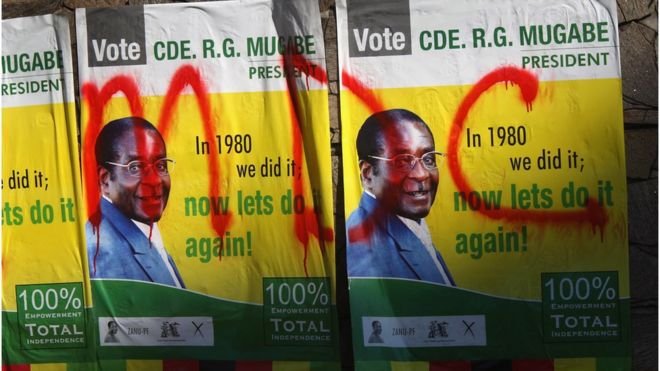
[2,0,657,369]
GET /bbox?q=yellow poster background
[81,89,336,304]
[2,102,88,310]
[341,78,629,299]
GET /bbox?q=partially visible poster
[2,15,89,365]
[337,0,630,369]
[76,0,338,362]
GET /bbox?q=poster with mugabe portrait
[77,0,338,365]
[2,15,90,366]
[337,0,630,369]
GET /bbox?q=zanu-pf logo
[85,6,147,67]
[347,0,412,57]
[428,321,449,338]
[160,321,181,338]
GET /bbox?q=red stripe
[512,359,554,371]
[2,365,30,371]
[235,361,272,371]
[163,360,199,371]
[430,361,472,371]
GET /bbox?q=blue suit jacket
[346,193,455,286]
[86,198,185,288]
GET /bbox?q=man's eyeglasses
[368,151,445,172]
[106,158,175,177]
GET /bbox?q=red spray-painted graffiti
[156,65,232,240]
[82,62,334,275]
[82,76,144,274]
[81,57,607,275]
[341,70,385,114]
[340,65,608,242]
[82,75,144,226]
[282,53,335,276]
[446,66,607,236]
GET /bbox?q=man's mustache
[403,182,432,193]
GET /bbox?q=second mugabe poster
[337,0,630,368]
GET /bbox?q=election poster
[2,15,90,364]
[337,0,631,369]
[76,0,338,363]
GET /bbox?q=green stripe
[595,357,631,371]
[67,360,126,371]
